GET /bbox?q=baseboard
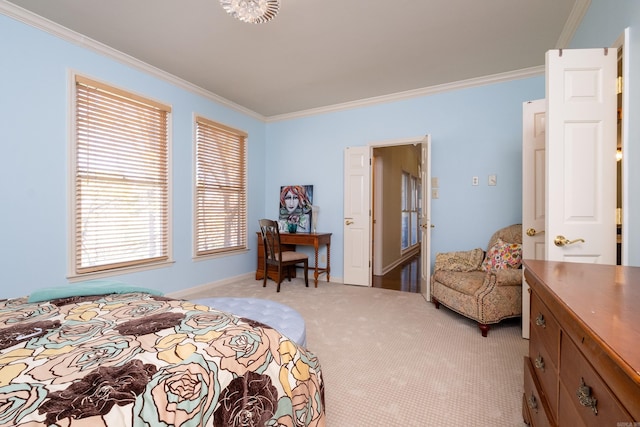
[166,272,255,300]
[378,248,420,276]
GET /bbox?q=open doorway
[371,143,422,292]
[343,135,431,293]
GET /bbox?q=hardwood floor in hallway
[372,253,421,293]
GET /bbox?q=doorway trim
[614,28,630,266]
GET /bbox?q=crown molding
[2,0,560,124]
[266,66,545,122]
[556,0,591,48]
[0,1,266,121]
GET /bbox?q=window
[401,172,421,250]
[194,116,247,257]
[72,76,171,275]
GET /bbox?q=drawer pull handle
[527,392,538,412]
[576,378,598,415]
[535,313,546,328]
[534,355,545,371]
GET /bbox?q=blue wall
[1,0,638,299]
[265,79,544,273]
[265,0,640,271]
[0,13,266,298]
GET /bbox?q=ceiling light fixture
[219,0,280,24]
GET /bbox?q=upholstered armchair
[430,224,522,337]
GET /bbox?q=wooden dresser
[522,260,640,427]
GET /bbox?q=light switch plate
[488,174,497,186]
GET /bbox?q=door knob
[526,228,544,237]
[554,235,585,247]
[345,220,354,225]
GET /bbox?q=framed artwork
[279,185,313,233]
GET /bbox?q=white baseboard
[167,271,347,300]
[378,248,420,276]
[166,272,255,300]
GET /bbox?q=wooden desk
[256,232,331,286]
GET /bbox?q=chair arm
[490,269,522,286]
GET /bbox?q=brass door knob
[526,227,544,237]
[554,235,585,247]
[345,220,354,225]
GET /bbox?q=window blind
[74,76,170,274]
[195,116,247,256]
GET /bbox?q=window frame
[68,74,173,279]
[193,115,248,259]
[401,171,420,252]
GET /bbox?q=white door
[420,136,432,301]
[546,48,617,264]
[343,146,371,286]
[521,99,546,338]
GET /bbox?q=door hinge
[617,76,623,95]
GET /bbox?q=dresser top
[524,259,640,381]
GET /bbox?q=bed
[0,287,325,427]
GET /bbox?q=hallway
[372,253,421,293]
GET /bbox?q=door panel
[343,146,371,286]
[546,48,617,264]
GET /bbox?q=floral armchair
[430,224,522,337]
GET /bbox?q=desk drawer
[559,336,632,427]
[530,292,559,370]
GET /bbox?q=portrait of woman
[279,185,313,232]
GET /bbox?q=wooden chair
[258,219,309,292]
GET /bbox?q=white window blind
[74,76,170,274]
[195,116,247,256]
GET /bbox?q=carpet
[178,277,529,426]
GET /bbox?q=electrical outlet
[472,176,479,186]
[321,254,326,264]
[432,188,439,199]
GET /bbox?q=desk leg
[313,242,319,286]
[326,242,331,282]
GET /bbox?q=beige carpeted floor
[178,277,529,426]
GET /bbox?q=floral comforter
[0,293,325,427]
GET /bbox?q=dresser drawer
[523,357,554,427]
[530,292,559,369]
[559,336,633,426]
[529,327,558,419]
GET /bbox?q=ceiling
[4,0,583,119]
